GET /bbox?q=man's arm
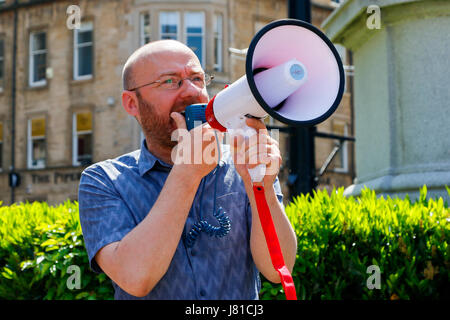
[231,118,297,283]
[92,113,221,297]
[94,166,201,297]
[245,181,297,283]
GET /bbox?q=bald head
[122,40,199,91]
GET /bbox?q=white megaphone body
[205,19,345,182]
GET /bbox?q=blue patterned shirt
[78,139,283,300]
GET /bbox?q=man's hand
[170,112,223,181]
[230,118,281,187]
[229,118,296,283]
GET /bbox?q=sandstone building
[0,0,353,205]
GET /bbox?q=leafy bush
[260,186,450,300]
[0,201,113,300]
[1,186,448,300]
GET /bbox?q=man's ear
[122,91,139,117]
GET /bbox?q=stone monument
[322,0,450,200]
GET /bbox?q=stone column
[322,0,450,199]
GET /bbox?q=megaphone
[185,18,345,301]
[186,18,345,181]
[206,18,344,129]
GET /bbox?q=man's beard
[136,90,200,149]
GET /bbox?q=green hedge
[0,186,448,300]
[260,186,450,300]
[0,201,113,300]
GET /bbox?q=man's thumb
[171,112,187,130]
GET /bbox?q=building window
[27,117,46,169]
[184,12,205,67]
[332,122,349,173]
[73,112,93,166]
[74,21,93,80]
[158,11,206,67]
[213,13,223,72]
[140,12,151,46]
[29,31,47,87]
[160,11,179,40]
[0,122,3,170]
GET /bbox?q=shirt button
[199,289,206,297]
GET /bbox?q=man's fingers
[265,154,282,176]
[231,134,245,152]
[246,144,280,165]
[245,117,268,135]
[170,112,187,130]
[230,132,273,154]
[246,144,267,165]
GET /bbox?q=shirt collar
[138,139,173,176]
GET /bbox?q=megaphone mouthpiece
[254,58,307,109]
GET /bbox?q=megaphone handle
[236,123,266,183]
[252,185,297,300]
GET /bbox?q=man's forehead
[156,65,204,77]
[137,48,203,79]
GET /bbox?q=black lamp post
[286,0,317,199]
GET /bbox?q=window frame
[140,11,151,46]
[72,111,93,166]
[27,117,46,170]
[213,13,223,72]
[73,21,94,81]
[184,11,205,68]
[29,30,47,87]
[159,11,180,41]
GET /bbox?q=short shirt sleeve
[78,165,136,274]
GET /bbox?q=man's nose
[179,78,202,98]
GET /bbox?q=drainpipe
[10,0,18,204]
[348,50,356,182]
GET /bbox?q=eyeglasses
[127,73,214,91]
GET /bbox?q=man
[78,40,297,300]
